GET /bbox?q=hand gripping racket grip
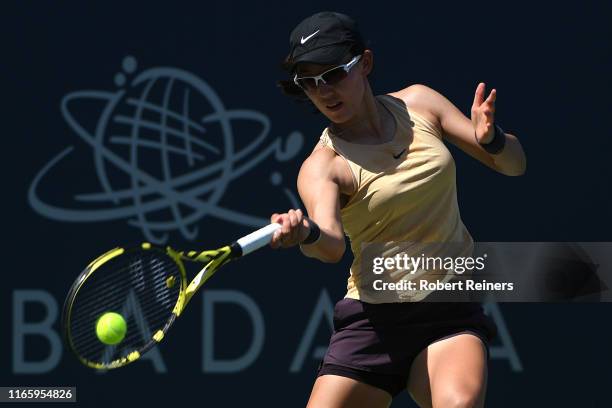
[233,223,281,256]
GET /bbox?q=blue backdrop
[3,1,611,406]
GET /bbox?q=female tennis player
[270,11,526,408]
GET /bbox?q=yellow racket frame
[64,242,235,370]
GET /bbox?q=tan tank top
[319,94,473,303]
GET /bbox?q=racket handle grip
[235,223,281,256]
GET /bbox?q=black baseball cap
[286,11,365,72]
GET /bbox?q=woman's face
[297,50,372,124]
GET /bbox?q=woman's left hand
[471,82,497,144]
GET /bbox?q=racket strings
[70,280,178,364]
[71,306,175,359]
[70,290,176,347]
[72,278,175,338]
[67,250,181,366]
[70,260,173,321]
[69,266,174,340]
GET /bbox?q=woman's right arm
[269,147,347,263]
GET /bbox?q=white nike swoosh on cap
[300,30,320,44]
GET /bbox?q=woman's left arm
[398,83,526,176]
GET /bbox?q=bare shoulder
[388,84,443,127]
[299,142,355,196]
[301,144,337,176]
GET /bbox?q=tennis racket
[62,223,280,370]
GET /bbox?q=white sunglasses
[293,55,362,90]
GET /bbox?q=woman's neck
[329,84,392,144]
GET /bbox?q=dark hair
[276,41,368,109]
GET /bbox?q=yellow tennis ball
[95,312,127,345]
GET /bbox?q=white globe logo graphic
[29,56,303,243]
